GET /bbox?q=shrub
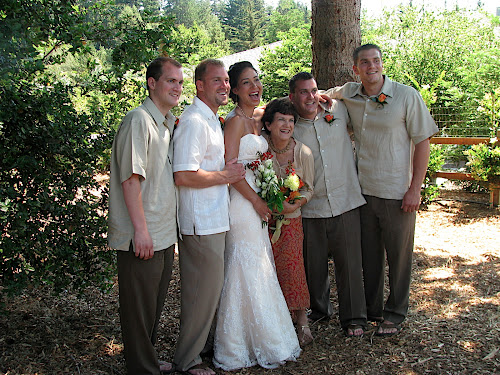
[464,142,500,184]
[421,144,445,207]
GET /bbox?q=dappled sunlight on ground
[1,187,499,374]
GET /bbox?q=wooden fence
[430,130,499,207]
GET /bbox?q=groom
[172,59,245,375]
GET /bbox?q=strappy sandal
[344,324,364,337]
[375,321,402,337]
[297,324,314,347]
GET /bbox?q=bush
[464,142,500,183]
[0,81,115,295]
[421,144,445,207]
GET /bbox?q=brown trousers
[360,195,416,324]
[302,207,367,328]
[173,233,226,372]
[117,244,175,375]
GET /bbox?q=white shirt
[173,96,230,235]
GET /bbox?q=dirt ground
[1,185,499,375]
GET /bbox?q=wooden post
[490,184,500,207]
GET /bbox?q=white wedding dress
[213,134,301,371]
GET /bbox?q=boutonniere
[324,114,336,125]
[219,116,225,128]
[371,93,388,108]
[174,117,179,128]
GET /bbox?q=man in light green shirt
[108,57,183,374]
[324,44,438,336]
[289,72,367,337]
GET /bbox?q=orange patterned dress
[269,216,310,310]
[267,140,313,312]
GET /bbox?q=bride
[213,61,301,371]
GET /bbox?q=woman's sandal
[297,324,314,347]
[344,324,364,337]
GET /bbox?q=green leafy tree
[259,26,312,100]
[265,0,310,43]
[164,0,216,28]
[222,0,268,52]
[0,0,182,295]
[362,7,500,105]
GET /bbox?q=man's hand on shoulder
[223,158,246,184]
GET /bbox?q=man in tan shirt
[108,57,183,374]
[289,72,367,337]
[324,44,438,336]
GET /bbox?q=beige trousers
[173,233,226,371]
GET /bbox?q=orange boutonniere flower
[324,114,336,124]
[219,116,225,127]
[372,92,389,107]
[174,117,179,128]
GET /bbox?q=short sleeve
[114,111,150,183]
[405,89,439,144]
[173,113,208,172]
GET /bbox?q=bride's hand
[253,197,272,222]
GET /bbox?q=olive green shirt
[293,100,366,218]
[108,97,177,251]
[324,76,438,200]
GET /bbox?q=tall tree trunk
[311,0,361,89]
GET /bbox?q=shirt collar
[351,75,394,99]
[192,96,219,121]
[143,96,167,127]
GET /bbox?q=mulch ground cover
[1,186,499,374]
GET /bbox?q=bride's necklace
[237,105,254,120]
[269,137,292,154]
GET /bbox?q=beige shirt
[173,97,230,236]
[324,76,438,200]
[293,100,366,218]
[108,97,177,251]
[269,139,314,219]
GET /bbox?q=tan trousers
[117,244,174,375]
[173,233,226,371]
[361,195,416,324]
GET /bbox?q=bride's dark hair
[228,61,257,103]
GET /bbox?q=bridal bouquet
[270,164,306,243]
[281,164,305,204]
[247,151,285,224]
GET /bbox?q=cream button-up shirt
[293,100,366,218]
[173,96,230,236]
[108,97,177,251]
[324,76,438,200]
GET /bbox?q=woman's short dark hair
[228,61,257,103]
[261,97,298,134]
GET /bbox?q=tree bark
[311,0,361,89]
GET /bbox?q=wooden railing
[430,131,499,207]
